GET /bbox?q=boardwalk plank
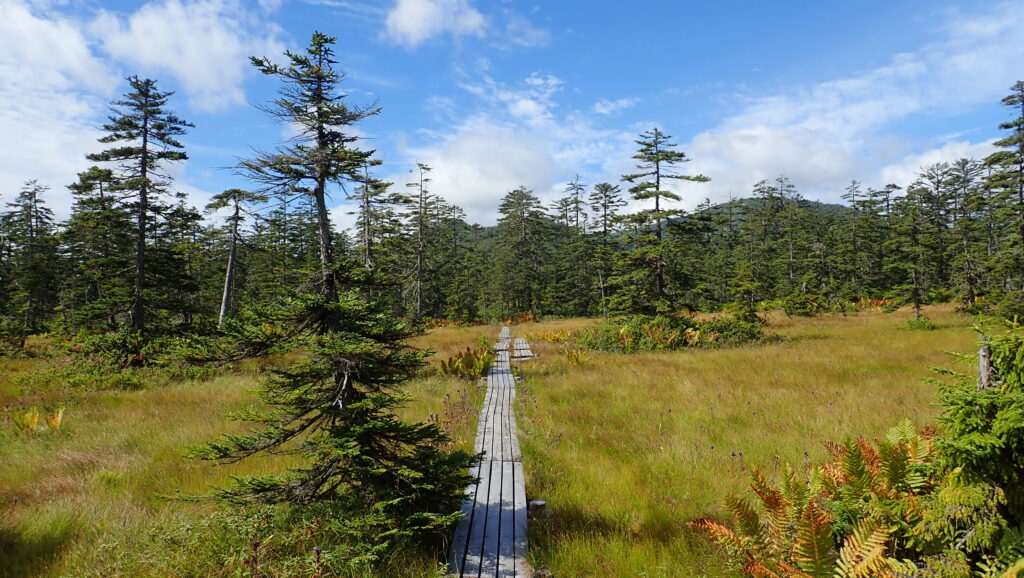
[448,464,480,576]
[512,462,528,575]
[497,460,516,577]
[481,460,503,577]
[462,461,491,577]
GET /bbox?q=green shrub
[781,292,827,317]
[903,317,939,331]
[438,347,495,380]
[577,314,762,353]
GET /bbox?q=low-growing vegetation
[515,305,984,575]
[577,313,765,353]
[438,347,495,380]
[0,323,489,577]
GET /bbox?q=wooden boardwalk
[448,326,531,577]
[511,337,533,360]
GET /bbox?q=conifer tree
[86,76,193,334]
[404,163,434,319]
[615,128,708,313]
[984,80,1024,316]
[194,33,473,548]
[0,181,59,345]
[588,182,625,318]
[206,189,267,327]
[492,186,549,317]
[60,167,135,331]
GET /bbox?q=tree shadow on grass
[530,501,710,546]
[0,519,76,578]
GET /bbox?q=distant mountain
[694,197,852,219]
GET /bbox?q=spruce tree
[60,167,135,331]
[588,182,625,318]
[205,189,267,327]
[0,181,59,346]
[984,81,1024,316]
[619,127,709,308]
[492,186,549,317]
[194,32,473,551]
[86,76,193,334]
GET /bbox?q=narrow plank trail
[448,326,533,577]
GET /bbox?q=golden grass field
[0,306,982,576]
[510,305,980,576]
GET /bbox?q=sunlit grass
[0,308,982,576]
[513,305,979,576]
[0,326,490,577]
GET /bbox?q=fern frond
[842,440,872,500]
[823,441,845,459]
[835,520,891,577]
[885,419,916,445]
[751,466,792,552]
[794,501,837,578]
[726,494,764,539]
[783,464,811,513]
[856,438,881,476]
[744,557,784,577]
[689,517,745,553]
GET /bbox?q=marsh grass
[511,305,979,576]
[0,308,980,576]
[0,328,486,577]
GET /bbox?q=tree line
[4,79,1022,343]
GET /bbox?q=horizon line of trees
[1,73,1021,345]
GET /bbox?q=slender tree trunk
[218,198,240,328]
[132,110,149,333]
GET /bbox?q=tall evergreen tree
[492,186,549,317]
[0,181,59,345]
[86,76,193,334]
[196,33,473,546]
[984,80,1024,316]
[404,163,434,319]
[615,128,709,313]
[206,189,267,327]
[60,167,135,331]
[588,182,625,318]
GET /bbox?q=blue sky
[2,0,1022,228]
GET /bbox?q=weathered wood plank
[450,327,529,577]
[461,461,491,577]
[480,460,503,577]
[447,464,480,576]
[498,460,516,576]
[512,462,528,575]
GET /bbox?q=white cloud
[0,0,283,219]
[681,1,1024,202]
[90,0,286,112]
[462,72,563,127]
[399,115,559,224]
[0,1,117,217]
[592,97,640,115]
[384,0,485,48]
[501,10,549,48]
[879,140,996,187]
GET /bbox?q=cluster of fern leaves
[692,321,1024,577]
